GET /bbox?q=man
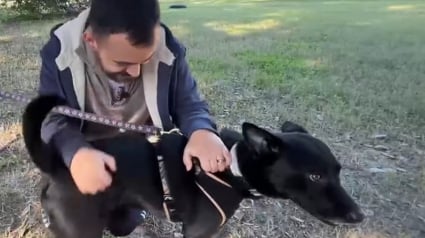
[38,0,231,236]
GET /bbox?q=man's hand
[70,148,116,195]
[183,129,231,173]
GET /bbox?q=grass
[1,0,425,237]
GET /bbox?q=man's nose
[126,64,141,78]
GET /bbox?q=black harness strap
[193,168,244,227]
[147,130,182,223]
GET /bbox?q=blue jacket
[39,9,217,167]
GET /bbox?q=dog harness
[148,131,240,226]
[147,129,182,222]
[147,135,264,226]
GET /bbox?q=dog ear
[242,122,281,155]
[280,121,309,134]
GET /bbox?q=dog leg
[106,205,147,236]
[40,173,107,238]
[180,198,224,238]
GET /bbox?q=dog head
[233,121,364,225]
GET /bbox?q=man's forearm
[41,112,92,168]
[38,32,93,168]
[173,52,218,138]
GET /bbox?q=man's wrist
[190,128,217,138]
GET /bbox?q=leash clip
[147,128,182,144]
[161,128,183,135]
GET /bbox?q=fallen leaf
[373,134,387,140]
[396,167,407,172]
[290,216,304,223]
[374,145,389,151]
[368,168,396,173]
[381,152,397,160]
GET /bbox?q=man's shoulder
[40,23,65,59]
[160,23,187,58]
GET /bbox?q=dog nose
[345,211,364,223]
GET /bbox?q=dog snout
[345,210,364,223]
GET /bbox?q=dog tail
[22,95,67,174]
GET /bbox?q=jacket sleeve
[173,50,218,138]
[39,34,92,168]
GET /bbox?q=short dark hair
[87,0,160,46]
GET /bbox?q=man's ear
[83,29,99,50]
[242,122,281,155]
[280,121,309,134]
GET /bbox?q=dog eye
[309,174,321,182]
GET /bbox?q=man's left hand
[183,129,231,173]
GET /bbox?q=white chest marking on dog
[230,144,243,177]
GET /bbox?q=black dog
[22,95,364,238]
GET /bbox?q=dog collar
[230,144,243,177]
[229,143,263,198]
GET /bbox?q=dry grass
[1,0,425,237]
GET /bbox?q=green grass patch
[234,50,325,90]
[188,58,233,84]
[159,0,425,134]
[1,0,424,134]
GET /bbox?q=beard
[104,71,140,83]
[92,50,141,83]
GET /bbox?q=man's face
[83,26,160,82]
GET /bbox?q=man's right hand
[70,147,117,195]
